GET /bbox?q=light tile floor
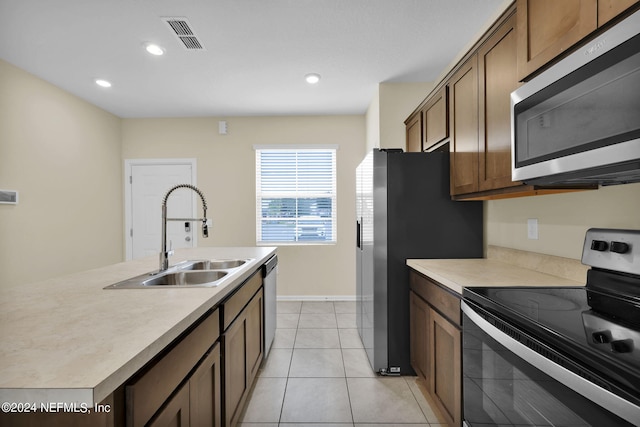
[238,301,447,427]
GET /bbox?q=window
[255,146,337,244]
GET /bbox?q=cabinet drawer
[409,270,461,326]
[222,269,262,330]
[126,308,220,427]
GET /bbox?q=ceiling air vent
[162,17,205,50]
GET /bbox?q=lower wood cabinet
[409,270,462,427]
[147,382,190,427]
[127,309,221,427]
[189,344,222,427]
[222,277,264,427]
[409,291,430,381]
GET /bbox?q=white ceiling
[0,0,506,118]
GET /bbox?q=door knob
[185,236,191,242]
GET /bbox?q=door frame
[124,158,198,260]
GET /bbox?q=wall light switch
[218,120,228,135]
[527,218,539,240]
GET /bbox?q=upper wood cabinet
[478,13,521,192]
[449,54,479,196]
[517,0,597,81]
[423,86,449,150]
[406,112,422,152]
[598,0,640,25]
[517,0,640,80]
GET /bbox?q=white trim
[253,144,339,150]
[277,295,356,302]
[123,158,197,260]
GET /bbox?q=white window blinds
[255,147,337,244]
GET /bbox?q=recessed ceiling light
[95,79,112,88]
[305,73,321,84]
[144,43,165,56]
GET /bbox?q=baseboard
[277,295,356,302]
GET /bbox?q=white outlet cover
[527,218,539,240]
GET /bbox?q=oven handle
[461,301,640,425]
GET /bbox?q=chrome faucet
[160,184,209,272]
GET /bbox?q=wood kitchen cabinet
[409,269,462,427]
[409,290,430,381]
[190,343,222,427]
[517,0,640,81]
[598,0,640,25]
[222,271,264,427]
[405,86,448,153]
[449,54,479,196]
[449,9,520,197]
[127,308,221,427]
[517,0,597,81]
[423,87,449,151]
[478,12,521,192]
[145,342,222,427]
[406,112,422,152]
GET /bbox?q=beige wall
[364,82,435,155]
[379,82,434,150]
[0,60,123,287]
[122,115,365,298]
[487,183,640,259]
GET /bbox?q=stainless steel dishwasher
[262,254,277,358]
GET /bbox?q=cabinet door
[224,312,247,427]
[430,308,461,427]
[190,343,222,427]
[406,112,422,152]
[245,289,264,385]
[478,12,521,192]
[147,382,190,427]
[423,87,448,150]
[517,0,597,80]
[409,291,430,381]
[223,289,264,427]
[598,0,640,26]
[449,55,479,196]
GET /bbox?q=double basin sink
[104,259,252,289]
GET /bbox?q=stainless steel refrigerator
[355,149,482,375]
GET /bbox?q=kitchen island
[0,246,276,426]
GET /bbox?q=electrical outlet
[527,218,539,240]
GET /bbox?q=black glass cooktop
[463,282,640,400]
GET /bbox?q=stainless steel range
[462,228,640,426]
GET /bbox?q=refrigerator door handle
[356,219,361,249]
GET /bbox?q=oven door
[461,301,640,426]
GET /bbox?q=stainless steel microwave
[511,9,640,186]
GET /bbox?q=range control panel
[582,228,640,276]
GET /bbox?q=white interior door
[129,162,195,260]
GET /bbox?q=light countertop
[407,258,584,295]
[0,246,276,406]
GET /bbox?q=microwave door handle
[461,301,640,425]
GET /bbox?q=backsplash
[487,245,588,283]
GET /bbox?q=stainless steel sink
[104,258,253,289]
[143,270,227,286]
[178,259,247,270]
